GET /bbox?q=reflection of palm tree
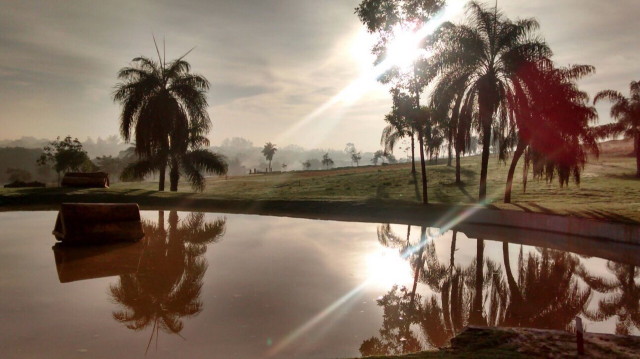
[420,231,470,348]
[109,211,225,352]
[364,228,605,356]
[592,263,640,335]
[468,238,486,326]
[500,245,592,330]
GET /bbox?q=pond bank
[1,193,638,243]
[350,326,640,358]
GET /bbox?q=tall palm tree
[261,142,277,172]
[430,2,551,200]
[113,43,211,191]
[503,61,598,202]
[594,81,640,177]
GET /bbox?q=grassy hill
[3,151,637,222]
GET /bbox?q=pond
[0,211,638,358]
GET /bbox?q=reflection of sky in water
[0,211,638,358]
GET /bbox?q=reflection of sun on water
[366,248,413,288]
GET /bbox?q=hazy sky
[1,0,638,151]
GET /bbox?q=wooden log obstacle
[52,241,145,283]
[52,203,144,244]
[61,172,110,188]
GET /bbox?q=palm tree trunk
[410,131,416,174]
[169,157,179,192]
[410,226,427,307]
[450,231,457,267]
[479,120,492,201]
[455,147,461,184]
[502,241,523,326]
[418,133,428,204]
[469,238,485,326]
[504,141,526,203]
[635,132,640,178]
[447,141,453,167]
[443,230,458,335]
[158,164,166,191]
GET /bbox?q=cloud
[0,0,638,150]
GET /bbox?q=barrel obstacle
[61,172,110,188]
[52,203,144,244]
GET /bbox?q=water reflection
[591,263,640,335]
[361,224,640,357]
[53,211,226,352]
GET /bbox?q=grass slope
[1,154,638,222]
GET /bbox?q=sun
[366,247,413,288]
[385,26,425,70]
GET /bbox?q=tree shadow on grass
[509,203,534,213]
[605,173,640,180]
[438,181,475,203]
[411,172,421,202]
[455,182,475,202]
[523,202,557,215]
[566,209,639,224]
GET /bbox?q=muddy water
[0,211,637,358]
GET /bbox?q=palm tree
[430,2,551,200]
[431,81,473,183]
[113,43,211,191]
[503,61,598,202]
[594,81,640,177]
[121,128,227,191]
[261,142,277,172]
[168,129,227,191]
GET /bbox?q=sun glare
[386,26,424,70]
[366,248,413,288]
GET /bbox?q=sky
[1,0,639,152]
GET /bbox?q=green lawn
[2,153,638,222]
